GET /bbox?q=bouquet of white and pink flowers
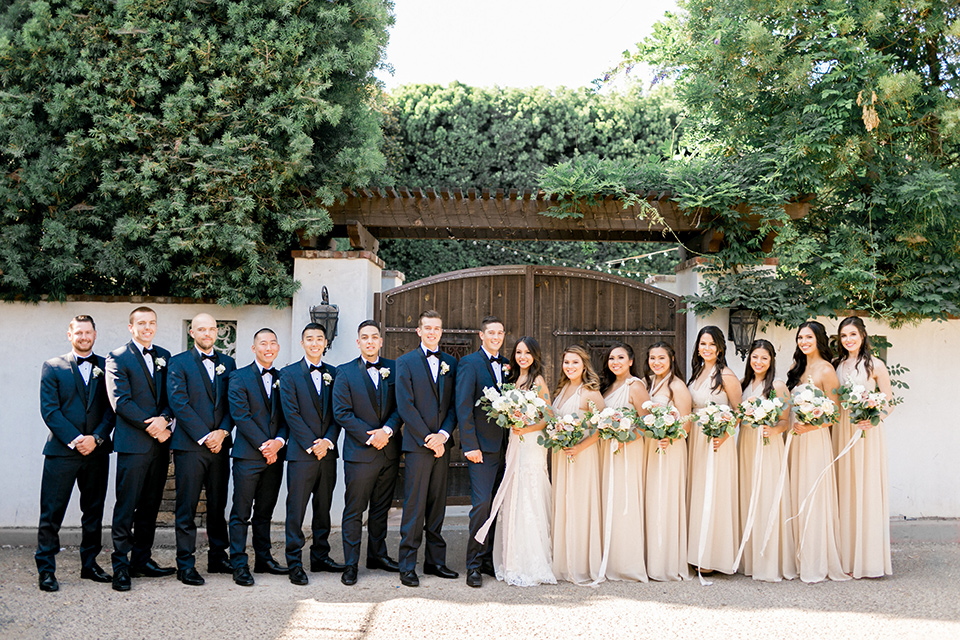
[590,406,640,450]
[640,401,689,453]
[693,402,738,443]
[791,382,838,429]
[738,392,786,446]
[837,377,893,438]
[538,412,590,455]
[476,383,549,440]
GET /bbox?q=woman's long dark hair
[741,339,776,398]
[786,320,834,390]
[689,325,727,392]
[599,341,641,394]
[643,341,683,402]
[507,336,545,391]
[835,316,875,378]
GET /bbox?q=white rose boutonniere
[379,367,390,379]
[439,362,450,376]
[215,363,226,375]
[501,363,511,376]
[322,372,333,384]
[273,379,280,389]
[92,366,103,378]
[155,356,166,369]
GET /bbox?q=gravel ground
[1,523,958,640]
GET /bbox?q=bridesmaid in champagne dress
[551,344,605,584]
[834,316,895,578]
[786,321,849,583]
[686,326,742,575]
[641,342,692,581]
[599,342,651,582]
[737,339,797,582]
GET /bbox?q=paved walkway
[1,522,959,639]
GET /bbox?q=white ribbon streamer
[589,440,620,587]
[696,436,717,586]
[759,431,793,557]
[733,425,764,570]
[474,436,521,544]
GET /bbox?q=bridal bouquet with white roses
[694,401,738,442]
[738,392,786,445]
[476,383,549,440]
[791,382,838,429]
[837,377,896,437]
[640,401,689,453]
[590,406,640,448]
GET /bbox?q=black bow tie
[365,360,381,369]
[200,352,216,362]
[76,355,97,367]
[309,364,323,373]
[425,349,440,359]
[262,367,278,379]
[489,355,501,364]
[142,347,156,357]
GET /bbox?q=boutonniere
[155,357,166,369]
[273,379,280,389]
[439,362,450,376]
[501,363,511,376]
[215,363,226,375]
[92,366,103,378]
[322,372,333,384]
[379,367,390,379]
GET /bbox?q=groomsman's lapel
[301,360,324,418]
[419,350,439,400]
[192,349,215,403]
[85,356,103,411]
[254,365,271,410]
[133,343,158,397]
[482,350,500,390]
[68,353,88,406]
[359,359,381,420]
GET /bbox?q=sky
[377,0,679,91]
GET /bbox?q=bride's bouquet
[640,401,689,454]
[791,382,838,431]
[693,402,738,446]
[538,412,590,456]
[590,406,640,452]
[837,377,893,438]
[737,392,786,446]
[476,383,549,440]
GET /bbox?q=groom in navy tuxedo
[36,315,115,592]
[395,310,459,588]
[332,320,402,586]
[106,306,176,591]
[167,313,236,586]
[455,315,508,588]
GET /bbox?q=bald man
[167,313,236,586]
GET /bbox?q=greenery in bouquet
[538,413,590,455]
[476,384,549,440]
[791,382,838,430]
[837,378,901,438]
[694,402,738,443]
[738,391,786,446]
[590,406,641,452]
[640,401,689,454]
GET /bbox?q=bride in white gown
[488,336,556,586]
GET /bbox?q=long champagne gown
[551,385,603,584]
[687,377,739,574]
[834,360,892,578]
[598,378,647,582]
[643,379,690,581]
[737,380,797,581]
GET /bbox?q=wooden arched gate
[374,265,685,504]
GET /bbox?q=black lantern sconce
[309,286,339,351]
[728,306,760,361]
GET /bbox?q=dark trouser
[285,456,338,569]
[399,448,450,573]
[229,456,284,569]
[341,454,400,568]
[111,445,169,572]
[465,448,504,571]
[36,453,110,575]
[173,448,230,571]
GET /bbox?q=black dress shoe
[289,566,309,586]
[131,559,176,578]
[423,563,459,579]
[38,571,59,592]
[479,560,496,578]
[254,558,289,575]
[207,557,233,574]
[112,567,131,592]
[311,558,346,573]
[341,565,358,586]
[399,571,419,587]
[466,569,483,588]
[233,566,255,587]
[177,568,205,586]
[80,563,113,583]
[365,555,400,573]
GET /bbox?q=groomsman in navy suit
[167,313,236,586]
[279,323,346,586]
[395,310,459,588]
[106,306,176,591]
[36,315,116,592]
[332,320,402,586]
[455,315,508,588]
[227,328,289,586]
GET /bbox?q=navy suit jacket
[279,359,340,462]
[395,348,457,454]
[455,349,507,453]
[228,363,288,461]
[106,341,173,455]
[332,357,402,463]
[167,349,236,452]
[39,352,115,457]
